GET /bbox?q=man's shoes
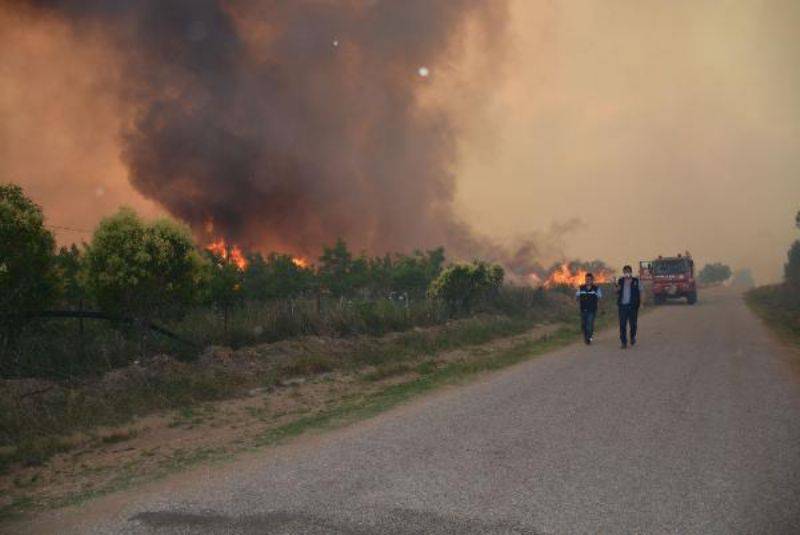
[584,338,591,345]
[620,342,628,349]
[631,337,636,346]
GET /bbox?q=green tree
[365,254,393,297]
[391,248,445,297]
[698,262,732,284]
[201,248,244,334]
[84,208,202,320]
[53,244,85,309]
[318,238,356,298]
[786,243,800,288]
[427,261,504,314]
[0,184,57,319]
[243,252,314,301]
[784,209,800,288]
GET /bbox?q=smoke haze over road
[455,1,800,282]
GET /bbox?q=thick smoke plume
[19,0,509,261]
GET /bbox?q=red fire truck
[639,252,697,305]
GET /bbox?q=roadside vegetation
[0,183,615,514]
[698,262,732,285]
[746,209,800,346]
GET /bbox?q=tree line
[1,184,505,340]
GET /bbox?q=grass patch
[746,284,800,346]
[280,354,336,377]
[0,314,550,472]
[5,436,73,469]
[253,325,579,448]
[361,363,413,382]
[100,430,137,445]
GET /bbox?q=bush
[0,184,57,318]
[243,252,315,301]
[698,262,732,284]
[746,284,800,341]
[389,248,445,297]
[427,261,504,314]
[785,240,800,288]
[783,210,800,288]
[84,209,203,321]
[318,238,358,298]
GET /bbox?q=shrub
[783,210,800,288]
[698,262,732,284]
[427,261,504,314]
[318,238,358,298]
[243,252,315,301]
[84,208,203,321]
[785,240,800,288]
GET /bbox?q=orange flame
[206,239,248,270]
[291,256,310,269]
[543,263,612,288]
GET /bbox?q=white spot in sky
[332,39,339,47]
[418,66,430,78]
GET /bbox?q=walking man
[576,273,601,345]
[616,265,641,349]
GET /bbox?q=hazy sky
[455,0,800,283]
[2,1,798,283]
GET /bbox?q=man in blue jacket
[615,265,641,349]
[576,273,602,345]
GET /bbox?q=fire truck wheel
[687,292,697,305]
[654,295,666,305]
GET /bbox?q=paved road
[20,289,800,534]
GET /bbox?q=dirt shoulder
[1,315,583,522]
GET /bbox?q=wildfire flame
[543,263,612,288]
[206,239,248,270]
[291,256,311,269]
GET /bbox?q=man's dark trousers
[618,304,638,344]
[581,310,596,342]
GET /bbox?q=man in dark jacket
[615,265,641,349]
[576,273,602,345]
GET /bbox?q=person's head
[585,273,594,285]
[622,265,633,278]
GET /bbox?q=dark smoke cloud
[21,0,511,260]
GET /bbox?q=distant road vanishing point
[16,288,800,534]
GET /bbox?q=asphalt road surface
[18,289,800,534]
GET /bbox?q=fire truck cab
[644,252,697,305]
